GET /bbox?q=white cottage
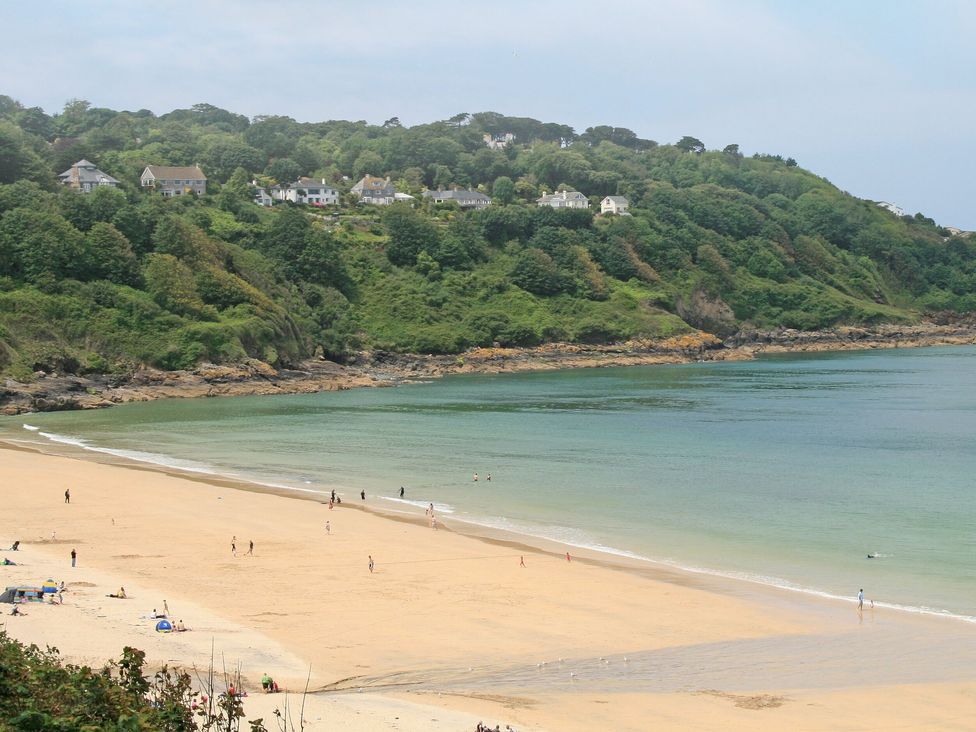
[141,165,207,196]
[600,196,630,215]
[271,178,339,206]
[537,190,590,209]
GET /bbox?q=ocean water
[3,346,975,620]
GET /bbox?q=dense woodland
[0,97,974,380]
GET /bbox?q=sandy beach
[2,442,975,730]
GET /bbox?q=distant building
[537,190,590,209]
[483,132,515,150]
[876,201,905,217]
[271,177,339,206]
[423,189,492,209]
[600,195,630,215]
[57,159,119,192]
[351,175,397,205]
[141,165,207,196]
[253,184,273,207]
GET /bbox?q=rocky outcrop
[725,323,976,352]
[3,324,974,415]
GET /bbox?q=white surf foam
[379,496,455,514]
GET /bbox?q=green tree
[85,222,139,284]
[675,136,705,154]
[492,176,516,205]
[383,204,441,266]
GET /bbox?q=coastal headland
[3,322,975,415]
[1,442,974,730]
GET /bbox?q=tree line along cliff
[0,97,974,380]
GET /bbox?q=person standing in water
[473,473,479,482]
[361,490,366,501]
[400,486,405,498]
[487,474,491,482]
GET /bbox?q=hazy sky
[3,1,974,228]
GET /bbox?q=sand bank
[1,444,974,730]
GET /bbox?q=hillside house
[537,190,590,209]
[141,165,207,196]
[483,132,515,150]
[600,195,630,215]
[351,175,397,205]
[271,178,339,206]
[253,185,273,207]
[423,189,491,208]
[876,201,905,217]
[57,159,119,192]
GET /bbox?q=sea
[3,345,974,622]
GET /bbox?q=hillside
[1,97,974,382]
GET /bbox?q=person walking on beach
[247,540,254,556]
[566,551,571,563]
[325,521,330,535]
[368,555,374,573]
[858,588,864,610]
[431,517,438,530]
[164,600,170,617]
[64,489,70,504]
[520,555,525,567]
[331,489,336,502]
[231,538,237,557]
[70,548,76,567]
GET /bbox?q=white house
[423,189,491,208]
[141,165,207,196]
[271,177,339,206]
[876,201,905,217]
[351,175,397,205]
[253,184,273,207]
[483,132,515,150]
[600,195,630,215]
[537,190,590,209]
[58,159,120,192]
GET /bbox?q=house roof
[423,189,491,203]
[352,175,395,196]
[58,160,120,185]
[604,196,629,204]
[143,165,207,181]
[538,190,587,202]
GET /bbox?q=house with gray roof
[600,195,630,215]
[351,175,397,205]
[271,177,339,206]
[423,189,491,209]
[537,190,590,209]
[140,165,207,196]
[57,159,120,192]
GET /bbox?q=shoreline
[4,434,975,628]
[3,322,975,415]
[3,442,976,730]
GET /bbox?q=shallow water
[4,346,975,620]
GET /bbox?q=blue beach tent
[155,619,173,633]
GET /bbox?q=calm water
[3,346,975,620]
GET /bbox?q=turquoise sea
[3,346,975,621]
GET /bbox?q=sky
[2,0,974,228]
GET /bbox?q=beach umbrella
[42,580,58,594]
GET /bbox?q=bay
[4,345,975,620]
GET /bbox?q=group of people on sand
[476,722,515,732]
[260,672,280,693]
[230,537,255,557]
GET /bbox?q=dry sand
[1,443,975,730]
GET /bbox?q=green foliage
[0,630,266,731]
[0,96,972,376]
